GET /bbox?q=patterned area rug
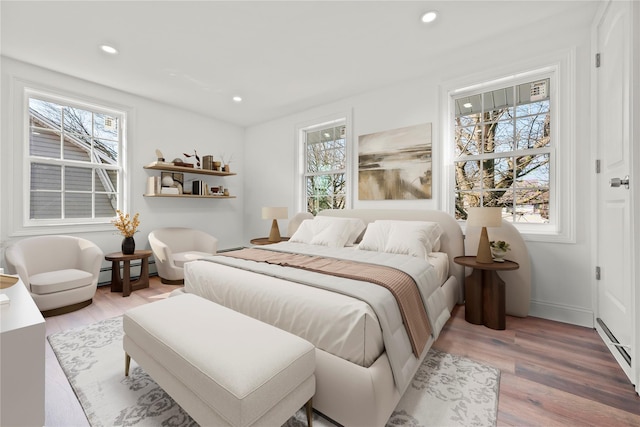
[48,317,499,427]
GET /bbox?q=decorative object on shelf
[262,207,288,243]
[112,210,140,255]
[161,172,184,194]
[466,207,502,263]
[155,149,166,163]
[183,150,201,168]
[146,176,160,195]
[221,153,233,172]
[172,157,193,168]
[202,155,213,170]
[161,174,174,187]
[208,185,224,196]
[490,240,511,262]
[213,161,222,171]
[161,187,180,195]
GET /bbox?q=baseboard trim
[529,300,594,328]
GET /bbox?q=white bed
[181,209,464,427]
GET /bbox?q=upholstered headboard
[316,209,465,293]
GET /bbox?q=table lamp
[466,207,502,263]
[262,207,288,243]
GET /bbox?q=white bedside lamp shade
[467,207,502,263]
[262,207,288,243]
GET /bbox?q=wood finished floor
[44,277,640,426]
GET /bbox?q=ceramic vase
[122,236,135,255]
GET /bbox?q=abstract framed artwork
[358,123,432,200]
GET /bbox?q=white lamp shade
[466,207,502,227]
[262,207,288,220]
[262,207,287,243]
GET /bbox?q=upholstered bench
[123,293,316,427]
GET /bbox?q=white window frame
[21,87,128,232]
[294,111,353,213]
[440,52,576,243]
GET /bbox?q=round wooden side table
[249,237,290,245]
[454,256,519,330]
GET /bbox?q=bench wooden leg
[125,353,131,376]
[305,398,313,427]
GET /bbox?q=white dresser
[1,275,45,426]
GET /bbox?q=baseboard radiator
[597,318,631,366]
[98,259,158,287]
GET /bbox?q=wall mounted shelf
[143,162,237,199]
[143,162,236,176]
[143,194,236,199]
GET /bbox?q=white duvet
[183,242,450,393]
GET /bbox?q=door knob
[609,175,630,189]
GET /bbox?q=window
[26,91,125,225]
[453,78,552,225]
[298,116,349,214]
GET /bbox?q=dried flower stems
[112,210,140,238]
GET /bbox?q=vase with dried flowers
[112,210,140,255]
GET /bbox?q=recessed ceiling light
[421,11,438,23]
[463,102,473,108]
[100,44,118,55]
[232,96,242,103]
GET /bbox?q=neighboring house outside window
[452,77,553,225]
[26,91,125,226]
[297,115,350,215]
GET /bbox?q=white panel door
[595,0,634,383]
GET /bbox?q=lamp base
[268,219,281,243]
[476,226,494,263]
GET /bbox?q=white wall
[0,10,599,326]
[244,15,595,326]
[0,57,245,277]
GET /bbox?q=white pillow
[289,216,366,248]
[288,219,316,244]
[316,217,366,246]
[357,221,388,252]
[358,220,443,258]
[309,220,352,247]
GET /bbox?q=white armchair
[148,228,218,284]
[5,235,103,316]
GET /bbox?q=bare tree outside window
[27,94,123,222]
[454,80,551,223]
[304,124,347,215]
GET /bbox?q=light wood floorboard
[44,278,640,426]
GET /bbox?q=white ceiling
[1,1,600,127]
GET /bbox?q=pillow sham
[358,220,444,258]
[329,217,367,246]
[288,219,316,244]
[289,216,366,248]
